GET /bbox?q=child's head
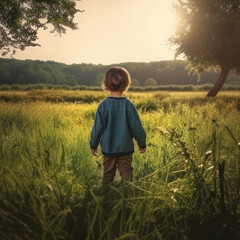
[103,67,131,92]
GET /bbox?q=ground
[0,90,240,239]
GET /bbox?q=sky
[15,0,178,65]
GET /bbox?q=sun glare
[14,0,178,64]
[155,1,177,37]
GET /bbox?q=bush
[1,83,240,92]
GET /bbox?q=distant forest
[0,58,240,86]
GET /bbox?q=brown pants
[102,154,133,184]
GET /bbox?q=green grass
[0,91,240,239]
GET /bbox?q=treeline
[0,58,240,86]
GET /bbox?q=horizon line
[1,57,186,66]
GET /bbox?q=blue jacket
[90,96,146,156]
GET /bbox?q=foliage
[94,73,105,86]
[0,91,240,239]
[172,0,240,72]
[0,0,82,56]
[171,0,240,96]
[0,58,240,86]
[131,78,140,86]
[145,78,157,86]
[1,84,240,97]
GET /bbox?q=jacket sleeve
[89,106,104,149]
[127,106,146,148]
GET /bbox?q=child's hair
[102,67,131,92]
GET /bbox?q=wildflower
[47,184,53,191]
[204,150,212,161]
[171,195,177,202]
[206,166,214,171]
[205,150,212,156]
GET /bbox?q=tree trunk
[206,66,230,97]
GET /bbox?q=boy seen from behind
[90,67,146,185]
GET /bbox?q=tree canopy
[1,58,240,86]
[145,78,157,86]
[171,0,240,96]
[0,0,81,56]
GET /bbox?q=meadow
[0,90,240,240]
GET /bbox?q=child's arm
[90,107,104,155]
[128,106,146,151]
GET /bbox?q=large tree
[0,0,82,56]
[171,0,240,97]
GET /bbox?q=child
[90,67,146,185]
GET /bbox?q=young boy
[90,67,146,184]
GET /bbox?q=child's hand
[91,148,98,156]
[139,148,146,154]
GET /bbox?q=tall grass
[0,91,240,239]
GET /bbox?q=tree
[0,0,82,56]
[131,78,140,86]
[171,0,240,97]
[95,73,105,86]
[0,67,10,84]
[145,78,157,86]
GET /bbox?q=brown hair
[102,67,131,92]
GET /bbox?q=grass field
[0,90,240,239]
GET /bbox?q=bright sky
[15,0,177,65]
